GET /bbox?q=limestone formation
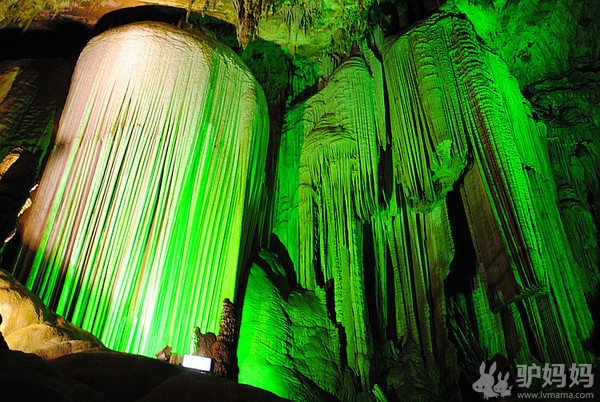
[9,21,269,358]
[0,59,72,257]
[251,6,597,400]
[0,148,36,244]
[0,1,598,401]
[0,314,8,349]
[238,251,353,400]
[194,329,216,358]
[0,269,103,360]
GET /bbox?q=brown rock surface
[0,269,104,360]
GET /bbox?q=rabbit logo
[493,372,512,397]
[472,362,512,399]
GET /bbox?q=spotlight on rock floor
[182,354,212,372]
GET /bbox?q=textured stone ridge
[274,56,380,390]
[238,250,355,401]
[259,7,598,400]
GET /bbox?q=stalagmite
[11,22,269,357]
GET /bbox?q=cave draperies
[2,6,597,399]
[271,10,597,393]
[11,22,270,357]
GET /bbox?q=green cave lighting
[237,10,597,399]
[2,3,597,400]
[11,21,269,357]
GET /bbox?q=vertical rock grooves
[449,17,594,364]
[12,22,269,357]
[264,10,596,398]
[275,57,380,389]
[383,19,469,213]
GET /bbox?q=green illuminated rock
[10,22,269,358]
[0,1,598,401]
[272,57,379,390]
[383,19,469,212]
[248,7,597,399]
[238,250,354,400]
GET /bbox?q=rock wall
[0,59,73,248]
[238,250,355,401]
[0,268,103,360]
[242,7,598,400]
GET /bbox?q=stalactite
[271,102,304,276]
[299,58,379,389]
[455,20,595,364]
[451,19,547,303]
[460,164,520,309]
[232,0,277,48]
[0,2,597,401]
[383,19,469,212]
[275,57,380,389]
[282,0,323,41]
[399,13,600,365]
[12,22,269,358]
[370,192,458,397]
[528,71,600,292]
[268,9,597,399]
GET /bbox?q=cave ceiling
[2,0,374,60]
[2,0,599,89]
[2,0,449,63]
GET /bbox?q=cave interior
[0,0,599,400]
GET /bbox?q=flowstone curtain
[264,11,595,396]
[13,22,269,357]
[274,58,380,388]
